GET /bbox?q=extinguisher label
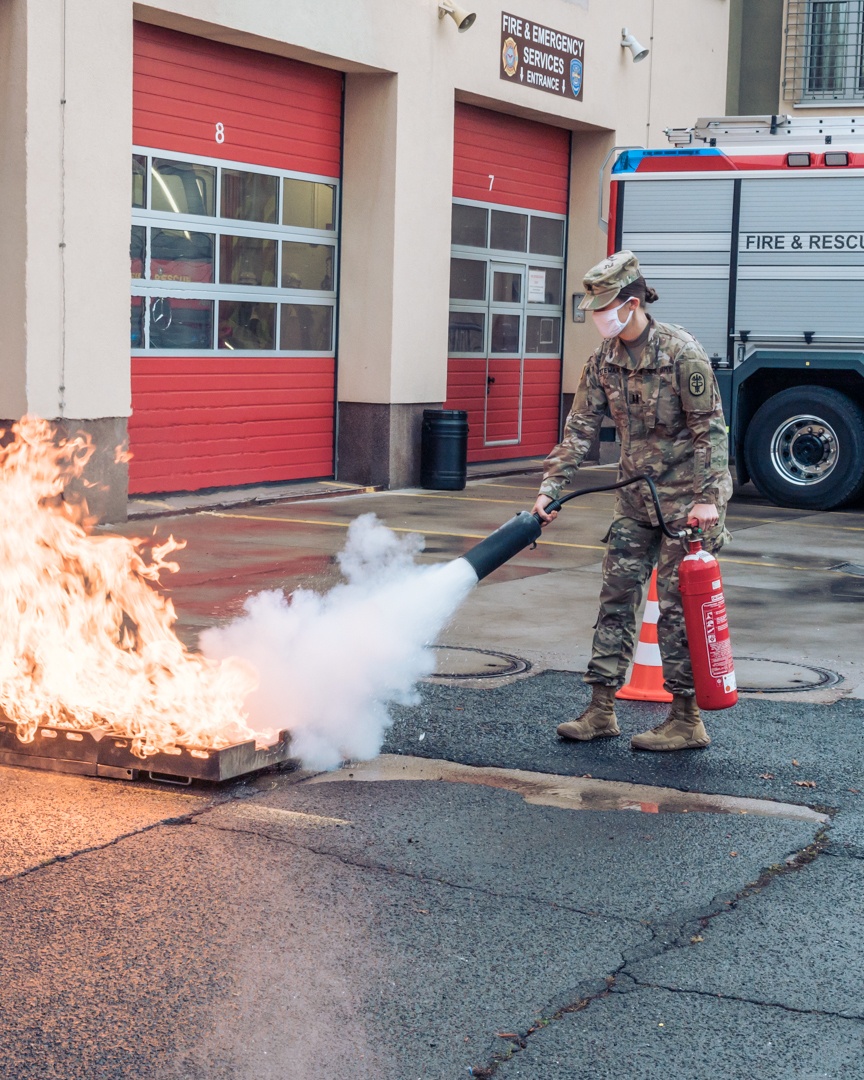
[701,597,734,677]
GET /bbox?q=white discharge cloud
[200,514,478,771]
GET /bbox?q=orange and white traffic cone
[616,569,673,703]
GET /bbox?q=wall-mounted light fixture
[438,1,477,32]
[621,27,649,63]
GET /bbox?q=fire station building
[0,1,742,518]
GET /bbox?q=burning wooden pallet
[0,721,293,784]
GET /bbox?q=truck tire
[743,387,864,510]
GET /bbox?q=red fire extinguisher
[679,536,738,711]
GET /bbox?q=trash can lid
[423,408,468,420]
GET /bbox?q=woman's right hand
[532,494,558,527]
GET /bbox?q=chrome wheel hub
[770,414,839,486]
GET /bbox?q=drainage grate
[427,645,531,681]
[735,656,842,693]
[0,721,293,783]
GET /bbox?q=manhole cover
[735,656,842,693]
[427,645,531,680]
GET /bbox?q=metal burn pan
[0,720,294,784]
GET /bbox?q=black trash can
[420,409,468,490]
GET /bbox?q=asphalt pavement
[1,468,862,1079]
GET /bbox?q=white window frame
[131,147,340,357]
[448,197,566,360]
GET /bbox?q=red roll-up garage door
[130,23,342,494]
[445,103,570,463]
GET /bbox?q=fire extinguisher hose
[460,475,695,583]
[543,473,691,540]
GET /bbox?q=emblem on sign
[569,58,583,97]
[502,37,519,78]
[689,371,706,397]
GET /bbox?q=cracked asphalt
[1,471,863,1078]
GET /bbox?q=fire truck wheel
[744,386,864,511]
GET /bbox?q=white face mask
[592,297,635,339]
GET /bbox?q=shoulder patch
[688,369,706,397]
[679,358,716,411]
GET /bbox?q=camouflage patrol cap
[578,250,642,310]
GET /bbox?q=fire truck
[607,114,864,511]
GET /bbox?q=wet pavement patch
[309,755,828,822]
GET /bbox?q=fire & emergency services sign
[500,12,585,100]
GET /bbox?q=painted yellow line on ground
[206,511,858,567]
[317,481,379,493]
[204,511,604,551]
[392,492,529,506]
[721,556,840,573]
[388,491,605,510]
[731,516,864,533]
[468,480,544,489]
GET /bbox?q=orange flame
[0,417,267,757]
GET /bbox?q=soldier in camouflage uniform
[532,250,733,751]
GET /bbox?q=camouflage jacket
[539,319,733,527]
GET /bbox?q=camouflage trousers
[585,516,727,697]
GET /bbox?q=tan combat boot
[557,684,621,741]
[630,695,711,751]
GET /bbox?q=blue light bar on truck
[611,148,725,173]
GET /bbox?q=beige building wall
[0,0,131,518]
[0,0,731,507]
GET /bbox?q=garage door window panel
[490,210,528,253]
[149,297,214,350]
[151,159,216,217]
[282,242,336,291]
[526,315,561,354]
[282,178,337,231]
[450,258,487,301]
[221,169,278,224]
[448,311,486,353]
[452,204,489,248]
[528,266,563,306]
[151,229,215,283]
[219,300,277,351]
[493,270,522,303]
[280,304,333,352]
[491,313,522,354]
[219,235,277,287]
[529,216,565,257]
[131,297,144,349]
[131,226,145,279]
[133,156,147,209]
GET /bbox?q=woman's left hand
[688,502,719,530]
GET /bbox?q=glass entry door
[485,262,525,446]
